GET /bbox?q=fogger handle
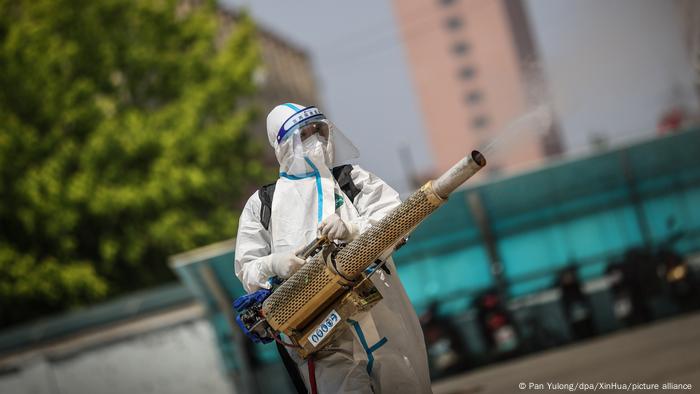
[296,237,328,259]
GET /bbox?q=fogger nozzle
[432,150,486,198]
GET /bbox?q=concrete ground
[432,312,700,394]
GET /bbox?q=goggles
[299,121,330,141]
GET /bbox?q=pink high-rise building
[392,0,561,177]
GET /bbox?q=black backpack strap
[275,342,308,394]
[261,181,306,393]
[258,182,276,231]
[332,164,361,203]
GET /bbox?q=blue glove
[233,288,271,312]
[233,288,273,344]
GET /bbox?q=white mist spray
[478,56,560,166]
[479,104,554,156]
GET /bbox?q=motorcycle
[473,290,519,357]
[420,302,470,380]
[557,267,597,340]
[606,217,698,326]
[657,224,700,311]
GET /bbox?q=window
[444,16,463,31]
[451,41,470,56]
[458,65,476,80]
[472,115,489,129]
[465,90,482,104]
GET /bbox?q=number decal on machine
[308,310,341,347]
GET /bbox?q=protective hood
[264,103,360,253]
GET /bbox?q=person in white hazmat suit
[234,103,432,393]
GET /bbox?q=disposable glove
[260,251,305,279]
[318,213,358,241]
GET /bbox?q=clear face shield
[275,107,359,175]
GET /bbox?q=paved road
[432,312,700,394]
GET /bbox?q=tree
[0,0,267,327]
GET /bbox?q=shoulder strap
[332,164,361,203]
[258,182,276,231]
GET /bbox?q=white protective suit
[234,103,432,393]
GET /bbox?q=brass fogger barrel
[262,150,486,333]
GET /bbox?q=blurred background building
[393,0,562,178]
[219,8,321,166]
[393,0,699,179]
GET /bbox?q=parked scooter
[419,302,470,380]
[557,267,597,340]
[607,217,698,326]
[606,249,656,327]
[656,221,700,311]
[473,290,519,357]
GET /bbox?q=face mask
[302,134,329,164]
